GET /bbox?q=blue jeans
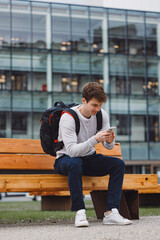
[54,152,125,211]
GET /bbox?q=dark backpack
[40,101,102,156]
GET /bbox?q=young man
[54,82,132,227]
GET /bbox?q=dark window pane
[12,112,27,134]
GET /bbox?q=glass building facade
[0,0,160,173]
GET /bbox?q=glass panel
[12,112,32,138]
[32,50,47,91]
[12,49,31,91]
[0,49,11,90]
[71,6,89,52]
[147,57,159,96]
[0,111,7,137]
[72,52,89,75]
[53,92,71,103]
[129,56,145,95]
[0,91,11,111]
[127,11,145,55]
[32,2,49,49]
[120,142,130,160]
[91,53,105,88]
[0,0,10,47]
[33,92,50,111]
[12,49,31,71]
[33,112,42,139]
[52,52,70,92]
[12,92,31,111]
[11,1,30,48]
[110,96,129,142]
[148,97,160,159]
[90,7,107,53]
[108,9,126,54]
[0,70,10,90]
[131,142,148,160]
[110,55,127,94]
[130,95,148,160]
[72,92,82,104]
[52,4,70,50]
[146,12,160,56]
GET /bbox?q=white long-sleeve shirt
[56,105,115,159]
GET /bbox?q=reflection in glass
[0,91,11,111]
[0,0,10,47]
[108,9,126,54]
[53,92,72,103]
[12,1,30,48]
[32,2,49,48]
[33,112,42,139]
[52,4,70,50]
[127,11,145,55]
[90,7,106,53]
[12,49,31,91]
[33,92,49,111]
[12,112,32,139]
[146,12,160,56]
[53,52,70,92]
[12,92,31,111]
[72,52,89,74]
[110,55,127,94]
[147,58,159,95]
[131,142,148,160]
[129,56,145,94]
[0,49,11,89]
[91,53,105,87]
[71,6,89,51]
[0,111,6,137]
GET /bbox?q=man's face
[82,97,103,116]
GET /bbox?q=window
[12,112,27,134]
[149,116,159,142]
[11,73,27,91]
[0,74,6,90]
[0,112,6,137]
[116,114,128,135]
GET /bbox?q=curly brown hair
[82,82,107,103]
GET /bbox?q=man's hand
[95,131,115,143]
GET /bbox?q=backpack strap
[96,110,102,131]
[54,101,66,107]
[62,109,80,135]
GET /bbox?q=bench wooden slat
[0,139,44,154]
[0,174,157,193]
[0,154,55,170]
[0,138,122,157]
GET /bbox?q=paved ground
[0,216,160,240]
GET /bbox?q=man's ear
[82,98,87,104]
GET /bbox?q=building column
[46,8,52,108]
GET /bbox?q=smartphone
[107,126,116,133]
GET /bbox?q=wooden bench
[0,138,159,220]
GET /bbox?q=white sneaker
[103,208,132,225]
[75,209,89,227]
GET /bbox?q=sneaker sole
[103,221,132,226]
[75,223,89,227]
[75,221,89,227]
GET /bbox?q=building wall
[0,0,160,168]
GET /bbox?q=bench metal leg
[41,196,71,211]
[90,190,139,220]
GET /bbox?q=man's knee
[68,157,82,171]
[117,158,125,171]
